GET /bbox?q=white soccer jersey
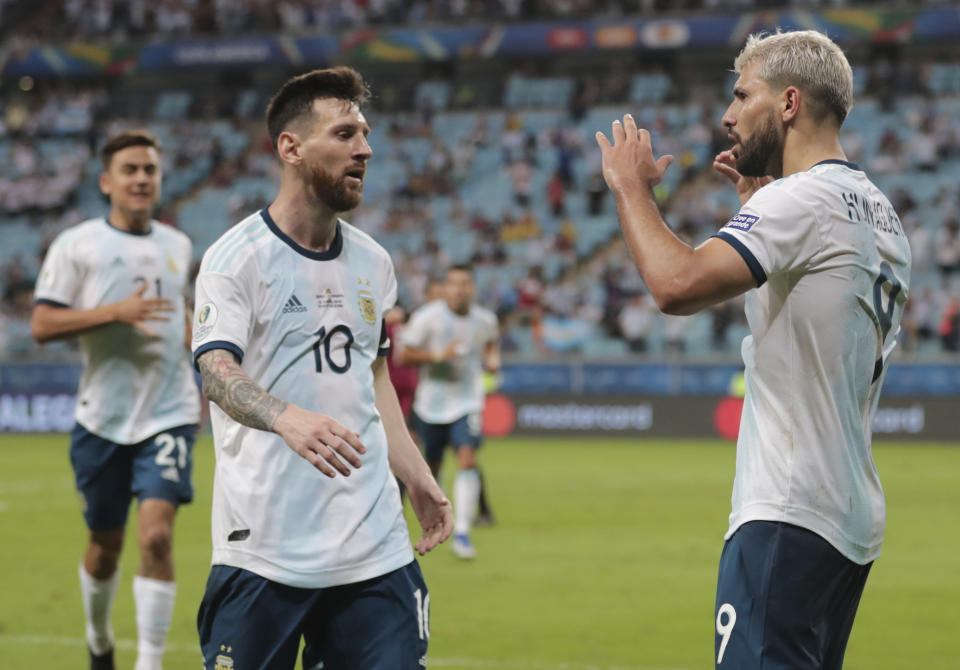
[403,299,498,425]
[715,159,911,565]
[192,209,413,589]
[34,218,200,444]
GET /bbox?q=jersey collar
[261,208,343,261]
[811,158,862,171]
[103,216,153,236]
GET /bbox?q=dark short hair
[265,66,371,151]
[100,130,161,169]
[447,264,474,277]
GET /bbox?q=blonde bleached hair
[734,30,854,126]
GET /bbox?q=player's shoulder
[471,303,497,324]
[201,210,270,273]
[746,167,845,221]
[150,220,192,246]
[339,219,392,264]
[411,299,445,320]
[44,218,106,258]
[49,217,104,243]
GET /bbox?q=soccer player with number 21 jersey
[32,130,200,670]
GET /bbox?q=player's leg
[450,413,482,559]
[413,412,447,481]
[812,546,872,670]
[475,465,496,527]
[715,520,868,670]
[302,561,429,670]
[81,529,125,670]
[70,423,135,670]
[198,566,314,670]
[130,425,197,670]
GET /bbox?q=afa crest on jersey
[358,290,377,325]
[215,645,234,669]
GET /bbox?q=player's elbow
[30,314,54,343]
[652,277,702,316]
[657,295,701,316]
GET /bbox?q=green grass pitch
[0,433,957,670]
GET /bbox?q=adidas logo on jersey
[283,294,308,314]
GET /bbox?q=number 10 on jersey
[313,325,355,374]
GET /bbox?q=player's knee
[457,448,476,469]
[139,524,173,561]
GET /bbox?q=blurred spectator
[939,291,960,352]
[1,279,39,358]
[935,219,960,277]
[618,292,656,353]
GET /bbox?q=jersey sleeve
[191,270,254,369]
[401,306,431,350]
[378,255,399,357]
[713,181,823,286]
[34,233,82,307]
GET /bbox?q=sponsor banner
[0,394,76,432]
[485,394,960,441]
[4,9,960,78]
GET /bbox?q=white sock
[79,563,119,655]
[133,576,176,670]
[453,468,481,536]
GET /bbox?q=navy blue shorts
[69,423,196,531]
[198,561,430,670]
[714,521,872,670]
[413,412,482,464]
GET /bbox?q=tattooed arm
[196,348,366,477]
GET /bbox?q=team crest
[358,292,377,326]
[215,645,234,670]
[165,254,179,274]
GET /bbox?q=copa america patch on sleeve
[725,213,760,232]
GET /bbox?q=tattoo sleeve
[197,349,288,432]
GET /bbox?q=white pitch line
[0,635,695,670]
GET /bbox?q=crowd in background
[2,0,956,47]
[2,43,960,360]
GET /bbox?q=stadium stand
[2,5,960,361]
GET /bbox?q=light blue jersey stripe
[214,223,271,273]
[207,217,264,272]
[206,220,257,272]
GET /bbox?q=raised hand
[713,150,774,205]
[595,113,675,195]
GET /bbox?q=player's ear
[781,87,801,123]
[98,171,111,197]
[276,131,303,167]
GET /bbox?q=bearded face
[303,159,364,213]
[734,108,784,179]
